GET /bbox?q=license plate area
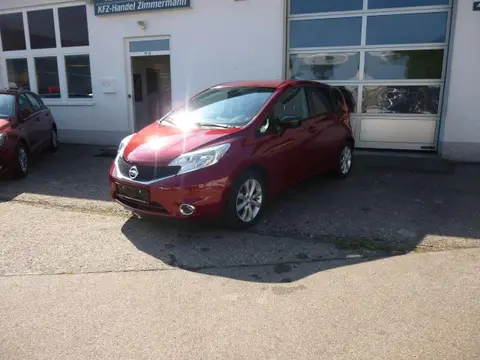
[116,183,150,204]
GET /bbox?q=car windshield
[162,86,276,128]
[0,94,15,118]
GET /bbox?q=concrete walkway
[1,248,479,360]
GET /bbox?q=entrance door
[125,37,172,132]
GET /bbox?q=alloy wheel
[236,178,263,223]
[340,145,352,176]
[18,147,28,174]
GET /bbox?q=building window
[1,5,92,103]
[368,0,449,9]
[290,0,363,14]
[65,55,92,98]
[6,58,30,90]
[0,13,26,51]
[289,52,360,81]
[366,12,449,45]
[35,57,61,99]
[27,9,56,49]
[59,5,89,47]
[290,17,362,48]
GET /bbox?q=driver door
[17,94,40,151]
[253,87,311,194]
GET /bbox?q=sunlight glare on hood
[170,111,200,132]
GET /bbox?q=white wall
[0,0,285,145]
[441,0,480,161]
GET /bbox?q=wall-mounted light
[137,20,148,30]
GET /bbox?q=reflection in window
[65,55,93,98]
[369,0,449,9]
[27,9,56,49]
[363,86,440,114]
[365,50,444,80]
[273,88,309,120]
[59,5,89,47]
[35,57,61,99]
[290,17,362,48]
[290,53,360,81]
[6,59,30,90]
[290,0,363,14]
[366,12,448,45]
[0,13,26,51]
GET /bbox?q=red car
[110,80,355,227]
[0,89,59,178]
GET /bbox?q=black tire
[335,143,354,179]
[224,169,266,229]
[13,144,29,179]
[47,126,59,153]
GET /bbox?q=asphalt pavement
[0,145,479,359]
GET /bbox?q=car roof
[213,80,331,90]
[0,89,21,95]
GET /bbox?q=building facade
[0,0,478,161]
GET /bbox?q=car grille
[117,156,180,182]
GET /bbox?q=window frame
[286,0,453,118]
[0,4,92,106]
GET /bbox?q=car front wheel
[336,143,353,179]
[14,144,29,179]
[225,170,265,228]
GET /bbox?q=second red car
[109,80,355,227]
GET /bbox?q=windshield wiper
[195,122,235,129]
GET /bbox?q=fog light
[179,204,196,216]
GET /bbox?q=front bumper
[109,161,234,219]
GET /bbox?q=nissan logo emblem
[128,166,139,180]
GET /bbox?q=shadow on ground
[2,144,479,282]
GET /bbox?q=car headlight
[0,133,7,147]
[117,134,135,157]
[169,143,231,175]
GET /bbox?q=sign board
[94,0,191,16]
[474,1,480,10]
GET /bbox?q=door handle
[36,117,40,122]
[308,126,316,134]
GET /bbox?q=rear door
[304,85,337,172]
[24,92,50,147]
[17,94,40,150]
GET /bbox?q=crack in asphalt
[0,255,371,278]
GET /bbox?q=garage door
[287,0,453,151]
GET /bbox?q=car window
[25,93,43,112]
[31,92,46,108]
[330,88,345,113]
[271,87,309,120]
[0,94,15,118]
[18,94,34,113]
[307,87,334,116]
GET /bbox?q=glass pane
[369,0,449,9]
[365,50,444,80]
[273,88,309,120]
[0,13,26,51]
[290,53,360,81]
[363,86,441,114]
[0,94,15,118]
[290,0,363,14]
[290,17,362,48]
[59,5,89,47]
[35,57,61,99]
[6,58,30,90]
[65,55,93,98]
[366,12,448,45]
[27,9,56,49]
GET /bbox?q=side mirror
[19,109,31,121]
[280,115,301,129]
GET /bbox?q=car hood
[123,122,242,166]
[0,118,11,132]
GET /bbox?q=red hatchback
[109,80,355,227]
[0,89,59,178]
